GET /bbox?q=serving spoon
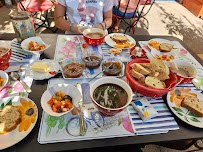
[10,72,32,93]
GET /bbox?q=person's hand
[72,24,86,34]
[93,24,103,30]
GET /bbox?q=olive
[63,95,72,102]
[57,108,62,113]
[25,108,34,116]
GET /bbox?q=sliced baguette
[108,48,122,55]
[130,69,145,79]
[112,35,127,43]
[139,63,160,73]
[150,59,170,75]
[159,43,174,52]
[145,76,166,89]
[130,63,150,75]
[182,96,203,117]
[0,105,21,134]
[148,68,170,81]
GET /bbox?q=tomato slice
[52,105,57,112]
[55,102,62,109]
[47,99,53,104]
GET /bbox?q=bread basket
[126,59,178,97]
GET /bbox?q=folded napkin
[128,96,179,135]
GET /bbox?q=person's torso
[65,0,105,28]
[119,0,138,13]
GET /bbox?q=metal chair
[112,0,155,34]
[17,0,57,32]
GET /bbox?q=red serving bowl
[83,28,105,46]
[0,41,11,71]
[130,47,146,59]
[173,59,198,84]
[90,77,133,117]
[126,59,178,98]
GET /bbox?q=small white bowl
[0,70,9,91]
[21,36,50,54]
[41,84,82,117]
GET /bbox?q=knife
[77,83,86,136]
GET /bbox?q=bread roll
[145,76,166,89]
[150,59,170,75]
[108,48,122,55]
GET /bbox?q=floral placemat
[38,78,135,144]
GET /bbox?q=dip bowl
[0,41,11,71]
[90,77,133,117]
[173,59,198,84]
[83,28,105,46]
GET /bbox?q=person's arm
[54,1,86,34]
[93,9,113,30]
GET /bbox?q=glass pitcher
[9,9,36,42]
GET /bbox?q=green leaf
[118,117,122,126]
[46,120,52,126]
[58,122,65,129]
[172,107,184,113]
[6,99,12,105]
[177,112,184,116]
[190,117,200,122]
[50,120,57,127]
[188,111,199,118]
[50,116,56,121]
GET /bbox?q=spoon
[174,89,181,96]
[10,72,32,93]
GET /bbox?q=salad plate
[167,88,203,128]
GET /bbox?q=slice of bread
[108,48,122,55]
[130,63,150,75]
[112,35,128,43]
[0,105,21,134]
[165,61,178,71]
[148,68,170,81]
[182,96,203,117]
[130,69,145,79]
[159,43,174,52]
[145,76,166,89]
[150,59,170,75]
[139,63,160,73]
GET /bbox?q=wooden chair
[17,0,57,32]
[111,0,155,34]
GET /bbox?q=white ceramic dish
[41,84,82,117]
[25,59,61,80]
[105,33,136,49]
[167,88,203,128]
[21,36,50,54]
[151,48,177,60]
[0,70,9,91]
[148,38,178,53]
[0,96,38,150]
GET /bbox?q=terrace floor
[0,1,203,152]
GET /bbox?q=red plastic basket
[126,58,178,97]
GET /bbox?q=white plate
[25,59,61,80]
[41,84,82,117]
[167,88,203,128]
[0,96,38,150]
[148,38,178,53]
[21,36,50,54]
[151,48,177,60]
[105,33,136,49]
[0,70,8,91]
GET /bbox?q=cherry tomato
[82,43,88,49]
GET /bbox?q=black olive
[63,95,72,102]
[57,108,62,113]
[25,108,34,116]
